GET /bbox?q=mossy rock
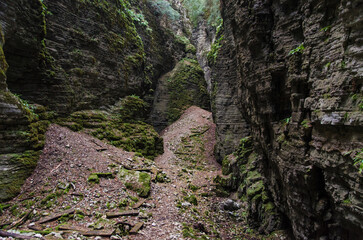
[166,58,210,123]
[118,168,151,197]
[88,174,100,184]
[115,95,149,122]
[57,108,163,159]
[0,151,41,201]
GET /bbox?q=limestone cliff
[0,0,189,201]
[214,0,363,239]
[0,23,48,201]
[1,0,186,113]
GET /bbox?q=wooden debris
[130,222,144,234]
[175,152,196,156]
[82,229,115,236]
[0,221,12,228]
[190,127,210,137]
[96,148,108,152]
[38,209,75,224]
[106,210,139,218]
[0,230,33,239]
[5,210,32,230]
[115,221,134,227]
[132,199,146,209]
[28,222,44,231]
[132,168,152,172]
[57,224,88,232]
[151,167,158,181]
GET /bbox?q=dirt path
[132,106,220,239]
[0,106,280,240]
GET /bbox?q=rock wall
[209,19,250,161]
[1,0,185,114]
[150,58,210,131]
[0,23,47,201]
[216,0,363,239]
[0,0,187,201]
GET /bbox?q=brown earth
[0,106,287,239]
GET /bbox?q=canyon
[0,0,362,239]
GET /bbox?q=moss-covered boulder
[57,105,163,159]
[166,59,210,122]
[118,167,151,197]
[150,58,210,130]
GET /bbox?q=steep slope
[213,0,363,239]
[0,107,288,239]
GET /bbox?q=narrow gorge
[0,0,362,239]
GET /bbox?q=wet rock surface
[217,0,363,239]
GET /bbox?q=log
[82,230,114,236]
[132,199,146,209]
[190,127,210,137]
[38,209,75,224]
[115,221,134,227]
[0,230,33,239]
[106,210,139,218]
[7,210,32,229]
[130,222,144,234]
[57,224,88,232]
[28,222,44,231]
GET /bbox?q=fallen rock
[221,199,240,211]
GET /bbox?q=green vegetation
[184,194,198,205]
[57,99,163,159]
[320,25,331,32]
[88,174,100,184]
[181,0,221,27]
[207,20,224,64]
[118,168,151,197]
[148,0,181,21]
[301,119,312,128]
[354,148,363,173]
[117,95,149,122]
[289,43,305,55]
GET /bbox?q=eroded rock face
[149,58,210,131]
[218,0,363,239]
[209,18,250,161]
[0,0,186,201]
[1,0,184,113]
[0,24,47,201]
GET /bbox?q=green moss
[184,194,198,205]
[138,172,151,197]
[207,20,224,64]
[57,109,163,159]
[222,156,230,175]
[118,168,151,197]
[155,172,170,183]
[188,184,200,192]
[88,174,100,184]
[166,59,210,123]
[247,181,264,198]
[117,95,149,122]
[263,202,275,212]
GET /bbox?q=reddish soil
[0,106,287,240]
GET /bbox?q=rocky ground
[0,106,288,239]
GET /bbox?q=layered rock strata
[216,0,363,239]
